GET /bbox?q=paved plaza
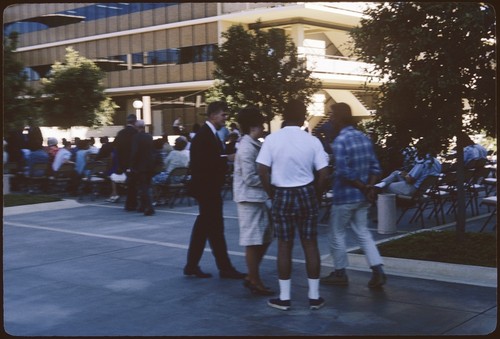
[3,195,497,336]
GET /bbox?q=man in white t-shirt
[257,99,330,311]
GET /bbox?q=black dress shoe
[219,269,246,279]
[183,266,212,278]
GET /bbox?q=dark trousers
[136,171,153,212]
[186,192,233,271]
[125,171,138,210]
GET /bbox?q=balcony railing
[301,52,378,78]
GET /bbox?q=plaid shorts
[272,183,319,241]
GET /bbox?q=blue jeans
[328,202,383,270]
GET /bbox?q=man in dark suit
[130,120,155,216]
[184,101,246,279]
[114,114,139,211]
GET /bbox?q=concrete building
[4,2,382,140]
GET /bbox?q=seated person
[27,143,49,177]
[375,144,441,196]
[152,136,190,185]
[52,141,74,172]
[462,132,488,168]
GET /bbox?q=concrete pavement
[2,195,497,336]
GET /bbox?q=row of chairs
[152,167,192,208]
[3,160,110,199]
[396,164,496,228]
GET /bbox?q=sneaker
[374,182,387,189]
[320,271,349,286]
[267,298,291,311]
[368,271,387,288]
[309,297,325,310]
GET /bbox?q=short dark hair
[330,102,353,126]
[237,106,265,135]
[283,99,306,124]
[127,114,137,123]
[207,101,228,116]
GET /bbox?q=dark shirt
[114,125,138,173]
[130,131,154,173]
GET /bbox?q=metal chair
[26,162,49,193]
[396,175,440,228]
[465,166,491,216]
[79,161,109,200]
[429,171,457,224]
[49,162,76,194]
[479,196,496,232]
[164,167,191,208]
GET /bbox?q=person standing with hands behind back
[320,102,386,289]
[130,120,155,216]
[257,99,330,311]
[233,107,274,296]
[184,101,246,280]
[114,114,139,212]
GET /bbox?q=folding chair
[479,196,496,232]
[429,171,457,224]
[79,161,109,200]
[49,162,76,194]
[164,167,191,208]
[465,166,491,216]
[396,175,440,228]
[26,162,49,194]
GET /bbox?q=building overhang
[21,14,85,28]
[104,80,214,97]
[222,2,365,31]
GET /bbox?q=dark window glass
[4,3,178,36]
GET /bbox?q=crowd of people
[3,98,494,312]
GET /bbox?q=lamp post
[133,99,143,120]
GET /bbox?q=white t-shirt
[52,148,72,172]
[256,126,329,187]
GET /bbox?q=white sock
[279,279,291,301]
[308,278,319,299]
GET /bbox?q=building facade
[4,2,381,139]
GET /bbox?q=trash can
[377,193,397,234]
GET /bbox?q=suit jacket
[189,123,227,197]
[130,131,154,173]
[114,125,138,172]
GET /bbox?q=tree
[41,47,117,129]
[208,22,321,129]
[3,32,41,132]
[349,3,496,236]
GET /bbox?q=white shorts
[237,202,273,246]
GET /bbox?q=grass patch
[3,193,62,207]
[353,230,496,267]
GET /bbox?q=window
[4,3,178,36]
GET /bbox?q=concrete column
[290,24,305,50]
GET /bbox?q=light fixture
[133,99,143,119]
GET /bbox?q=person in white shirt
[52,141,73,172]
[257,99,330,311]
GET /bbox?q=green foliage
[3,194,62,207]
[208,22,321,126]
[373,231,496,267]
[3,32,41,132]
[350,3,496,154]
[41,47,117,129]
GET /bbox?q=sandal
[243,279,275,296]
